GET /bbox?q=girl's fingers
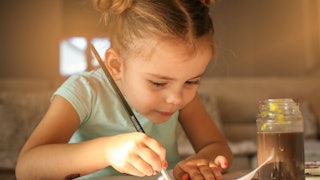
[137,144,162,173]
[108,133,166,176]
[214,155,229,169]
[142,134,166,162]
[189,164,222,180]
[173,163,186,180]
[129,155,155,176]
[198,164,213,179]
[182,173,189,180]
[131,133,166,176]
[113,161,145,177]
[211,167,223,180]
[174,157,226,180]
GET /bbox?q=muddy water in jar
[256,98,305,180]
[257,131,305,179]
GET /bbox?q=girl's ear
[104,48,122,80]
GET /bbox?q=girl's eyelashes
[148,79,200,87]
[149,80,167,87]
[185,79,200,85]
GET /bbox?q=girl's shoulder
[60,69,109,93]
[54,69,116,124]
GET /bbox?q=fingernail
[162,161,168,169]
[182,173,189,180]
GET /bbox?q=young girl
[16,0,232,179]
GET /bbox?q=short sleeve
[52,75,95,124]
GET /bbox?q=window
[59,37,110,76]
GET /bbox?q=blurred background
[0,1,320,177]
[0,0,319,80]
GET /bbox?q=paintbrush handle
[90,44,145,133]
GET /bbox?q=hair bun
[94,0,133,14]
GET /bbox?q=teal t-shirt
[53,69,180,178]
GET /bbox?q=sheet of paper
[87,170,249,180]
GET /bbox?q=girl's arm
[16,96,166,180]
[173,94,233,180]
[15,95,110,179]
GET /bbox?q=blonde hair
[94,0,215,56]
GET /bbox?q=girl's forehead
[124,37,212,80]
[127,36,213,62]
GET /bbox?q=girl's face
[116,38,212,123]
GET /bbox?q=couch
[1,77,320,179]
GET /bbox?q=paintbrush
[90,44,173,180]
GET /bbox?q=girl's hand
[105,132,167,177]
[173,155,229,180]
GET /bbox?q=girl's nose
[165,90,183,106]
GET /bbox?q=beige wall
[0,0,319,79]
[206,0,320,77]
[0,0,104,79]
[0,0,63,79]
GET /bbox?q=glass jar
[256,98,305,180]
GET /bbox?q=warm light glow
[91,38,110,67]
[59,37,87,76]
[59,37,110,76]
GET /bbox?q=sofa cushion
[0,91,52,170]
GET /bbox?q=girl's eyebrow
[146,73,175,80]
[146,72,204,81]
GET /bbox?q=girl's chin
[145,113,172,124]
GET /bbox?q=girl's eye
[185,80,200,85]
[149,81,166,87]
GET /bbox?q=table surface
[79,170,246,180]
[78,169,320,180]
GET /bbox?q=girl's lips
[156,111,175,117]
